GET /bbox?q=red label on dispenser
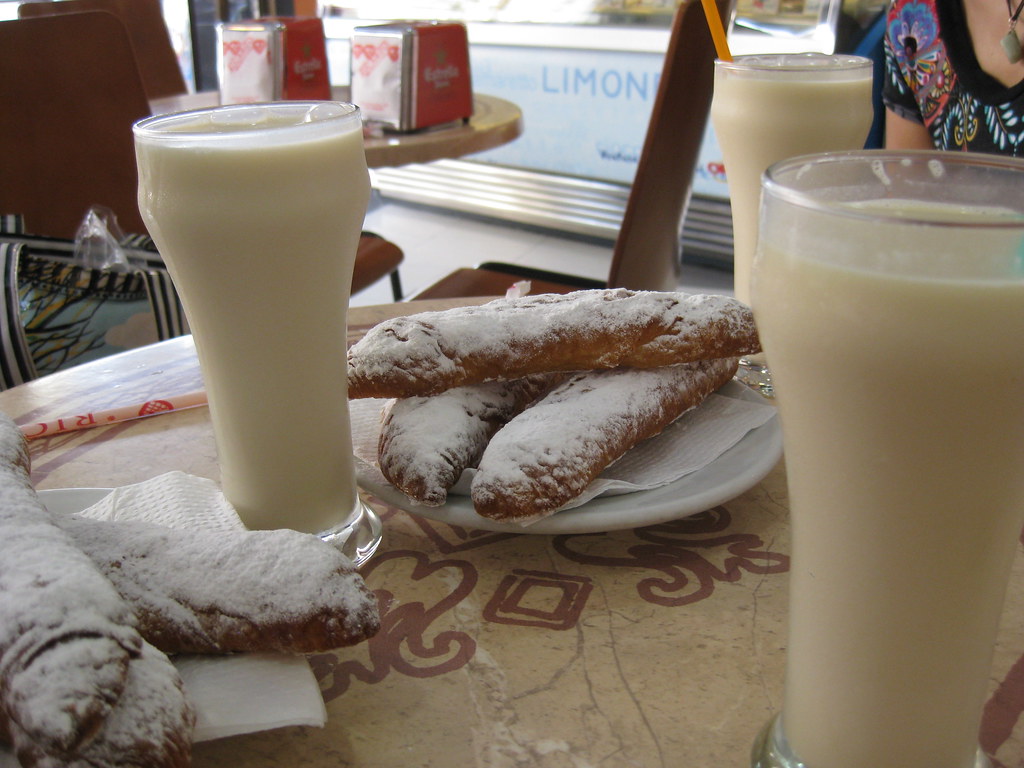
[218,17,330,104]
[272,17,331,101]
[351,21,473,131]
[412,23,473,129]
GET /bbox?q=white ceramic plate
[356,382,782,535]
[40,384,782,536]
[39,487,113,515]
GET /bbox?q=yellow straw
[700,0,733,62]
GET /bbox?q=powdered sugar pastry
[347,289,759,399]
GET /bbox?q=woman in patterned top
[883,0,1024,154]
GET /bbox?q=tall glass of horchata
[134,102,381,565]
[750,150,1024,768]
[711,53,873,395]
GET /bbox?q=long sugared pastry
[7,642,195,768]
[347,289,759,399]
[471,357,739,523]
[0,413,145,758]
[378,373,563,506]
[55,515,381,656]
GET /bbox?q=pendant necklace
[1002,0,1024,64]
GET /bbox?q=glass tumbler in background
[134,101,382,566]
[711,53,874,395]
[751,151,1024,768]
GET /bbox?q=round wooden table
[3,299,1024,768]
[149,89,523,169]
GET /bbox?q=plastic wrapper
[72,206,130,272]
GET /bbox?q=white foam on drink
[135,102,361,148]
[720,52,873,81]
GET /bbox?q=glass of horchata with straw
[699,1,873,396]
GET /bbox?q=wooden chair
[410,0,726,300]
[0,14,403,300]
[18,0,187,101]
[353,232,404,300]
[0,13,153,239]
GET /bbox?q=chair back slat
[607,0,727,291]
[0,243,38,390]
[0,13,152,239]
[138,269,189,341]
[18,0,186,100]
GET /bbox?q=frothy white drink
[711,53,873,304]
[135,103,370,534]
[752,153,1024,768]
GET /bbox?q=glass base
[736,357,774,399]
[752,714,993,768]
[319,496,382,568]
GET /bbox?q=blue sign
[468,45,664,184]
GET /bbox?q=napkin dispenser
[350,21,473,132]
[217,17,331,104]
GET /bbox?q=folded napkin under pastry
[0,652,321,766]
[175,653,326,742]
[52,473,327,742]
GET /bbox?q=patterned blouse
[883,0,1024,155]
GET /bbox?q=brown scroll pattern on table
[983,636,1024,766]
[313,502,791,704]
[310,549,478,702]
[324,503,1024,763]
[552,507,790,606]
[978,528,1024,767]
[482,569,593,630]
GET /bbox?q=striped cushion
[1,214,187,352]
[138,268,189,340]
[0,242,38,390]
[18,255,155,376]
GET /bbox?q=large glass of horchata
[750,150,1024,768]
[711,53,873,393]
[134,101,381,565]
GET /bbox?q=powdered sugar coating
[0,413,143,757]
[347,289,759,399]
[378,374,561,506]
[10,641,195,768]
[57,516,381,655]
[471,358,738,522]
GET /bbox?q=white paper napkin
[349,381,777,516]
[0,651,324,764]
[175,653,327,742]
[0,476,328,764]
[78,474,328,742]
[548,391,776,508]
[80,471,246,534]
